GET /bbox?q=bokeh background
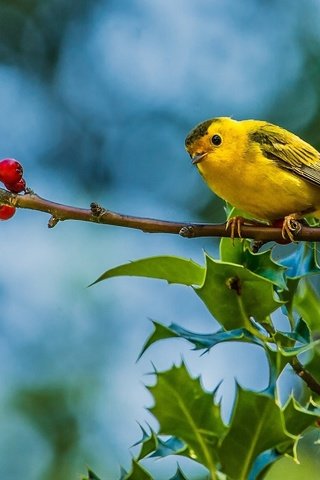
[1,0,320,478]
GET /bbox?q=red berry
[0,158,23,184]
[4,178,26,193]
[0,205,15,220]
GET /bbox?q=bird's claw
[226,216,246,242]
[281,215,302,242]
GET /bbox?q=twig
[289,357,320,396]
[3,188,320,393]
[2,188,320,241]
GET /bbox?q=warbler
[185,117,320,241]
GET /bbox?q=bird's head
[185,117,242,168]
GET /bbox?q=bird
[185,117,320,241]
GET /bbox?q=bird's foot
[225,216,262,241]
[226,216,269,244]
[226,216,246,241]
[281,214,302,242]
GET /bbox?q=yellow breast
[196,133,320,221]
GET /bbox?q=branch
[4,188,320,394]
[289,357,320,396]
[267,321,320,396]
[2,188,320,242]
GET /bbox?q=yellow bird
[185,117,320,241]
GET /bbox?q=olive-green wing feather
[250,123,320,187]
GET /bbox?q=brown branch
[268,321,320,396]
[1,188,320,242]
[4,189,320,393]
[289,357,320,396]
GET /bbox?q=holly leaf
[133,426,158,460]
[119,460,153,480]
[282,396,320,436]
[139,320,262,359]
[91,253,281,331]
[195,254,281,330]
[148,436,188,459]
[295,317,312,343]
[273,318,313,357]
[218,388,293,480]
[264,347,288,396]
[277,342,318,357]
[248,449,281,480]
[279,277,300,321]
[293,278,320,331]
[305,349,320,382]
[133,426,188,460]
[280,243,320,278]
[91,256,204,286]
[220,239,287,290]
[168,466,189,480]
[148,363,226,471]
[82,469,102,480]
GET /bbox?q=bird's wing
[250,124,320,187]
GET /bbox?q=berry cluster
[0,158,26,220]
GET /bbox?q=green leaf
[83,469,102,480]
[168,466,189,480]
[281,243,320,278]
[282,396,320,436]
[195,254,281,330]
[219,237,249,264]
[148,436,188,459]
[278,277,300,323]
[273,318,313,356]
[134,426,188,460]
[218,388,292,480]
[91,256,204,286]
[293,278,320,331]
[119,460,153,480]
[220,239,287,290]
[264,348,288,396]
[139,320,262,359]
[138,322,185,359]
[305,349,320,382]
[148,363,226,472]
[277,342,318,357]
[248,449,281,480]
[295,317,311,343]
[133,426,158,460]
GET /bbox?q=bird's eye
[211,134,222,146]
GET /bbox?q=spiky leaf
[293,278,320,331]
[119,460,152,480]
[83,469,101,480]
[134,426,188,460]
[139,320,262,358]
[218,388,292,480]
[282,396,320,436]
[195,254,281,330]
[92,256,204,286]
[148,363,226,472]
[248,449,281,480]
[168,466,189,480]
[220,239,287,290]
[281,243,320,278]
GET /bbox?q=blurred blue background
[1,0,320,478]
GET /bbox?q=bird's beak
[191,152,207,164]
